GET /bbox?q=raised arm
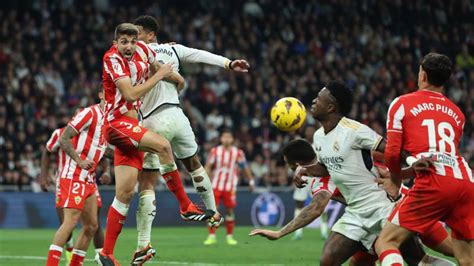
[249,191,331,240]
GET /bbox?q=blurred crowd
[1,0,473,190]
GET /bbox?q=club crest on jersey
[132,126,142,133]
[333,141,340,152]
[74,196,82,205]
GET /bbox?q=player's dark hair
[114,23,139,40]
[326,80,353,117]
[283,139,316,164]
[220,128,233,136]
[134,15,159,35]
[421,53,453,87]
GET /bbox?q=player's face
[220,132,234,146]
[116,35,137,60]
[311,88,331,119]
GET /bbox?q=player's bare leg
[55,207,74,262]
[451,239,474,265]
[320,231,365,266]
[375,222,412,266]
[69,194,98,266]
[93,207,105,263]
[46,208,82,266]
[182,155,222,226]
[225,208,237,245]
[430,237,454,257]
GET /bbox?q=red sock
[163,169,191,211]
[102,206,126,255]
[208,226,217,234]
[226,220,235,235]
[379,249,403,266]
[69,249,86,266]
[46,245,62,266]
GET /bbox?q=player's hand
[249,229,281,240]
[99,172,112,185]
[156,63,173,79]
[78,159,94,170]
[293,165,308,188]
[413,157,435,174]
[376,176,400,201]
[39,175,50,192]
[230,59,250,72]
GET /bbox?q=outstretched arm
[249,191,331,240]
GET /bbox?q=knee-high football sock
[69,249,86,266]
[46,244,63,266]
[102,198,129,255]
[136,190,156,250]
[225,214,235,236]
[380,249,403,266]
[161,163,191,211]
[190,167,217,212]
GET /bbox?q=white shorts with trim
[142,106,198,170]
[331,203,394,251]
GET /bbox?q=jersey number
[119,121,133,129]
[72,182,85,195]
[421,119,455,155]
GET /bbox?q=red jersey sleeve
[207,148,217,166]
[46,129,62,152]
[68,108,93,133]
[103,53,130,81]
[385,97,405,174]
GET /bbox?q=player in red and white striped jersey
[100,23,213,265]
[45,94,110,266]
[376,53,474,266]
[204,129,255,245]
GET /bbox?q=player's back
[388,89,472,181]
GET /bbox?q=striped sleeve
[68,107,93,133]
[137,41,156,64]
[310,176,335,196]
[103,53,130,81]
[386,97,405,133]
[46,129,61,152]
[207,148,217,165]
[385,97,405,174]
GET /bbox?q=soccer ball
[270,97,306,132]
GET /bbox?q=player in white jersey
[132,15,250,251]
[250,81,453,265]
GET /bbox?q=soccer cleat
[98,251,120,266]
[226,235,238,245]
[130,243,156,265]
[180,203,215,222]
[203,235,217,245]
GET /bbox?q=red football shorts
[389,172,474,240]
[56,178,97,210]
[105,116,147,170]
[94,183,102,208]
[214,189,237,209]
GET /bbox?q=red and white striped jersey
[386,89,472,182]
[58,104,106,182]
[46,127,66,179]
[207,145,248,192]
[102,41,156,121]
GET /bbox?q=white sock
[380,250,403,266]
[50,244,63,253]
[112,197,129,216]
[95,248,102,256]
[419,254,456,266]
[320,212,329,238]
[136,190,156,250]
[190,167,217,212]
[294,208,303,236]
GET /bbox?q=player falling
[45,94,108,266]
[375,53,474,265]
[98,23,214,266]
[203,129,255,245]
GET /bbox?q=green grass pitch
[0,227,455,265]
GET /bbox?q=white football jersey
[312,117,393,221]
[140,43,231,118]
